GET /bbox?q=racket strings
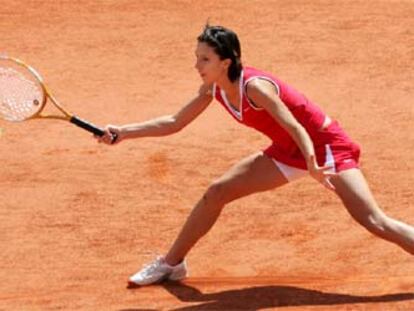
[0,66,44,121]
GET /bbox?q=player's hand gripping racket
[0,55,116,142]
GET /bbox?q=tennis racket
[0,55,116,141]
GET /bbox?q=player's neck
[217,77,239,96]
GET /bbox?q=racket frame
[0,55,111,138]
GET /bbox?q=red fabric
[214,67,361,172]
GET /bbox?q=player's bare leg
[165,152,289,266]
[128,152,289,286]
[331,168,414,254]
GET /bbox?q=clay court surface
[1,0,413,310]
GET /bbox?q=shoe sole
[126,272,173,288]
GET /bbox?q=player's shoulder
[243,66,280,97]
[245,76,277,96]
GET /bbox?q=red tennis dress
[213,66,360,173]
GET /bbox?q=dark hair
[197,24,243,82]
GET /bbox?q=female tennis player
[98,25,414,286]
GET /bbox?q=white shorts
[270,145,337,182]
[272,159,308,182]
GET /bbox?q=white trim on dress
[219,70,244,121]
[243,76,281,111]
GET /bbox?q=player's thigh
[208,151,289,203]
[330,168,385,223]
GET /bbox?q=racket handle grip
[70,116,118,143]
[70,115,105,136]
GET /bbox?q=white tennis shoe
[128,256,188,287]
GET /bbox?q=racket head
[0,55,47,122]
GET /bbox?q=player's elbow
[168,115,186,133]
[282,121,301,135]
[284,122,308,141]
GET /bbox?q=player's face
[195,42,230,84]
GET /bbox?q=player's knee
[360,213,390,237]
[203,182,232,207]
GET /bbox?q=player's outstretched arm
[98,84,213,144]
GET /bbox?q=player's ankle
[165,255,183,267]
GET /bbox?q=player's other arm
[246,79,336,190]
[100,84,213,143]
[245,79,316,164]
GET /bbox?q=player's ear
[221,58,232,70]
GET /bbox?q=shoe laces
[140,256,165,276]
